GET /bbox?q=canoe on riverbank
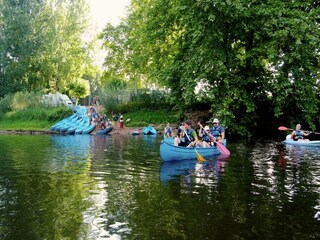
[143,126,157,135]
[96,126,113,135]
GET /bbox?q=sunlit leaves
[0,0,94,98]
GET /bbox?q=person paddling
[211,118,225,143]
[198,123,215,147]
[291,124,310,141]
[174,120,198,147]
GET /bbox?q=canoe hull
[160,141,220,162]
[283,139,320,146]
[82,124,95,134]
[143,126,157,135]
[96,126,113,135]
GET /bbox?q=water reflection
[0,135,319,239]
[160,155,230,186]
[251,141,320,224]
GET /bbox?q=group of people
[167,118,225,148]
[88,106,114,130]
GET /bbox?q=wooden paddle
[183,130,205,162]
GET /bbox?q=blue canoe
[160,140,220,162]
[74,116,91,134]
[96,126,113,135]
[163,136,175,144]
[50,114,77,131]
[283,139,320,146]
[82,124,95,134]
[143,126,157,135]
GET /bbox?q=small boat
[50,106,87,132]
[143,126,157,135]
[132,130,140,135]
[96,126,113,135]
[283,139,320,146]
[82,124,95,134]
[160,140,220,162]
[74,116,91,134]
[50,114,77,131]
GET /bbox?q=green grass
[123,110,180,127]
[0,119,53,130]
[0,107,73,131]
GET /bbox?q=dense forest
[1,0,319,137]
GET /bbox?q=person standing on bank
[211,118,225,143]
[119,114,124,129]
[174,120,198,147]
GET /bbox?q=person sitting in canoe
[198,123,215,147]
[107,119,113,128]
[177,122,185,138]
[211,118,225,143]
[164,123,173,137]
[174,120,198,147]
[291,124,310,141]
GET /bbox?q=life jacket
[183,129,195,144]
[211,126,222,140]
[202,130,210,142]
[165,127,172,136]
[294,130,303,140]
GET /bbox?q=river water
[0,134,319,239]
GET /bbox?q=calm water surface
[0,134,319,240]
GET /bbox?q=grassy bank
[0,91,181,131]
[122,110,179,128]
[0,107,73,131]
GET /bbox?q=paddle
[183,129,205,162]
[278,126,320,134]
[278,126,294,131]
[216,142,230,155]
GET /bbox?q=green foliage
[100,0,320,137]
[0,92,72,126]
[100,88,174,113]
[65,78,90,99]
[0,91,43,116]
[124,110,179,127]
[0,0,95,99]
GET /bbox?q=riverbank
[0,126,166,136]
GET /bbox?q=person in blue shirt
[198,124,215,147]
[164,123,173,137]
[291,124,310,141]
[211,118,225,143]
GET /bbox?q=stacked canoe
[143,126,157,135]
[50,106,95,134]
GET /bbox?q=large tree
[0,0,94,98]
[100,0,320,136]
